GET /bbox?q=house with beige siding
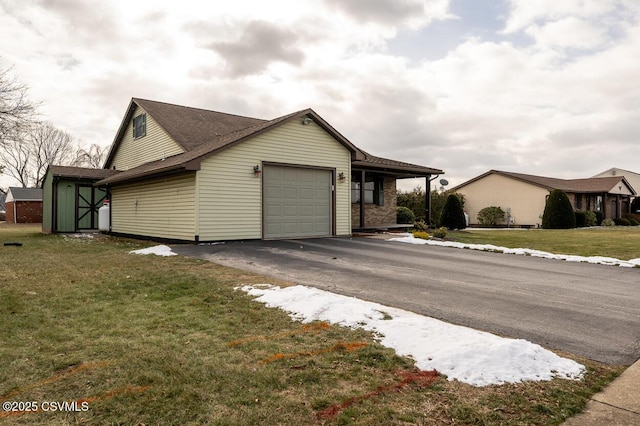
[453,170,636,227]
[95,98,442,242]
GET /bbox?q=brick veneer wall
[351,177,397,228]
[5,201,43,223]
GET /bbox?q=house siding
[109,105,184,171]
[111,174,196,240]
[457,174,549,226]
[196,120,351,241]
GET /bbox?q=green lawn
[452,227,640,261]
[0,224,625,425]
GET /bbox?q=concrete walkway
[563,359,640,425]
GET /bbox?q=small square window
[133,114,146,139]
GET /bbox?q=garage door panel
[299,188,314,199]
[263,165,332,239]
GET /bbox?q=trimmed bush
[601,218,615,226]
[584,210,597,227]
[397,206,415,224]
[413,219,429,232]
[477,206,506,226]
[432,227,448,239]
[614,217,631,226]
[594,211,604,225]
[542,189,576,229]
[440,194,467,230]
[623,214,640,226]
[412,231,430,240]
[575,211,587,228]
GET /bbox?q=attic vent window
[133,114,146,139]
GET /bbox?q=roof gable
[104,98,267,168]
[98,107,361,186]
[98,98,442,186]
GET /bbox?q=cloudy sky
[1,0,639,189]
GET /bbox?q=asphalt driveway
[173,236,640,365]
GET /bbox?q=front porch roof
[351,150,443,178]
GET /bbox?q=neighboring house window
[576,194,582,210]
[595,195,603,211]
[133,114,146,138]
[352,177,384,205]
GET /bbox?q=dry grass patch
[0,224,625,424]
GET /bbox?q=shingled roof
[352,149,443,177]
[7,187,43,201]
[98,98,443,186]
[455,170,636,195]
[47,165,118,180]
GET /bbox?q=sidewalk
[563,359,640,425]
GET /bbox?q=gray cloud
[34,0,120,43]
[207,21,305,77]
[323,0,425,26]
[55,54,81,70]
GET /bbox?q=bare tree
[0,121,75,187]
[0,64,36,143]
[1,62,38,180]
[73,143,109,169]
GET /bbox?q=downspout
[13,200,17,224]
[427,174,439,227]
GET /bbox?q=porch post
[425,175,431,226]
[359,170,366,228]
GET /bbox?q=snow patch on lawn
[238,284,585,387]
[389,233,640,268]
[129,245,177,256]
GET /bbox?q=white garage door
[263,165,332,239]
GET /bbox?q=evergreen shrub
[440,194,467,230]
[397,206,415,224]
[477,206,506,226]
[623,214,640,226]
[614,217,631,226]
[584,210,597,226]
[542,189,576,229]
[412,231,430,240]
[594,211,604,225]
[432,227,448,239]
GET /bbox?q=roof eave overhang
[352,162,443,178]
[95,160,200,187]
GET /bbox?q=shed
[5,187,43,224]
[42,166,117,233]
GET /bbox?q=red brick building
[5,187,43,224]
